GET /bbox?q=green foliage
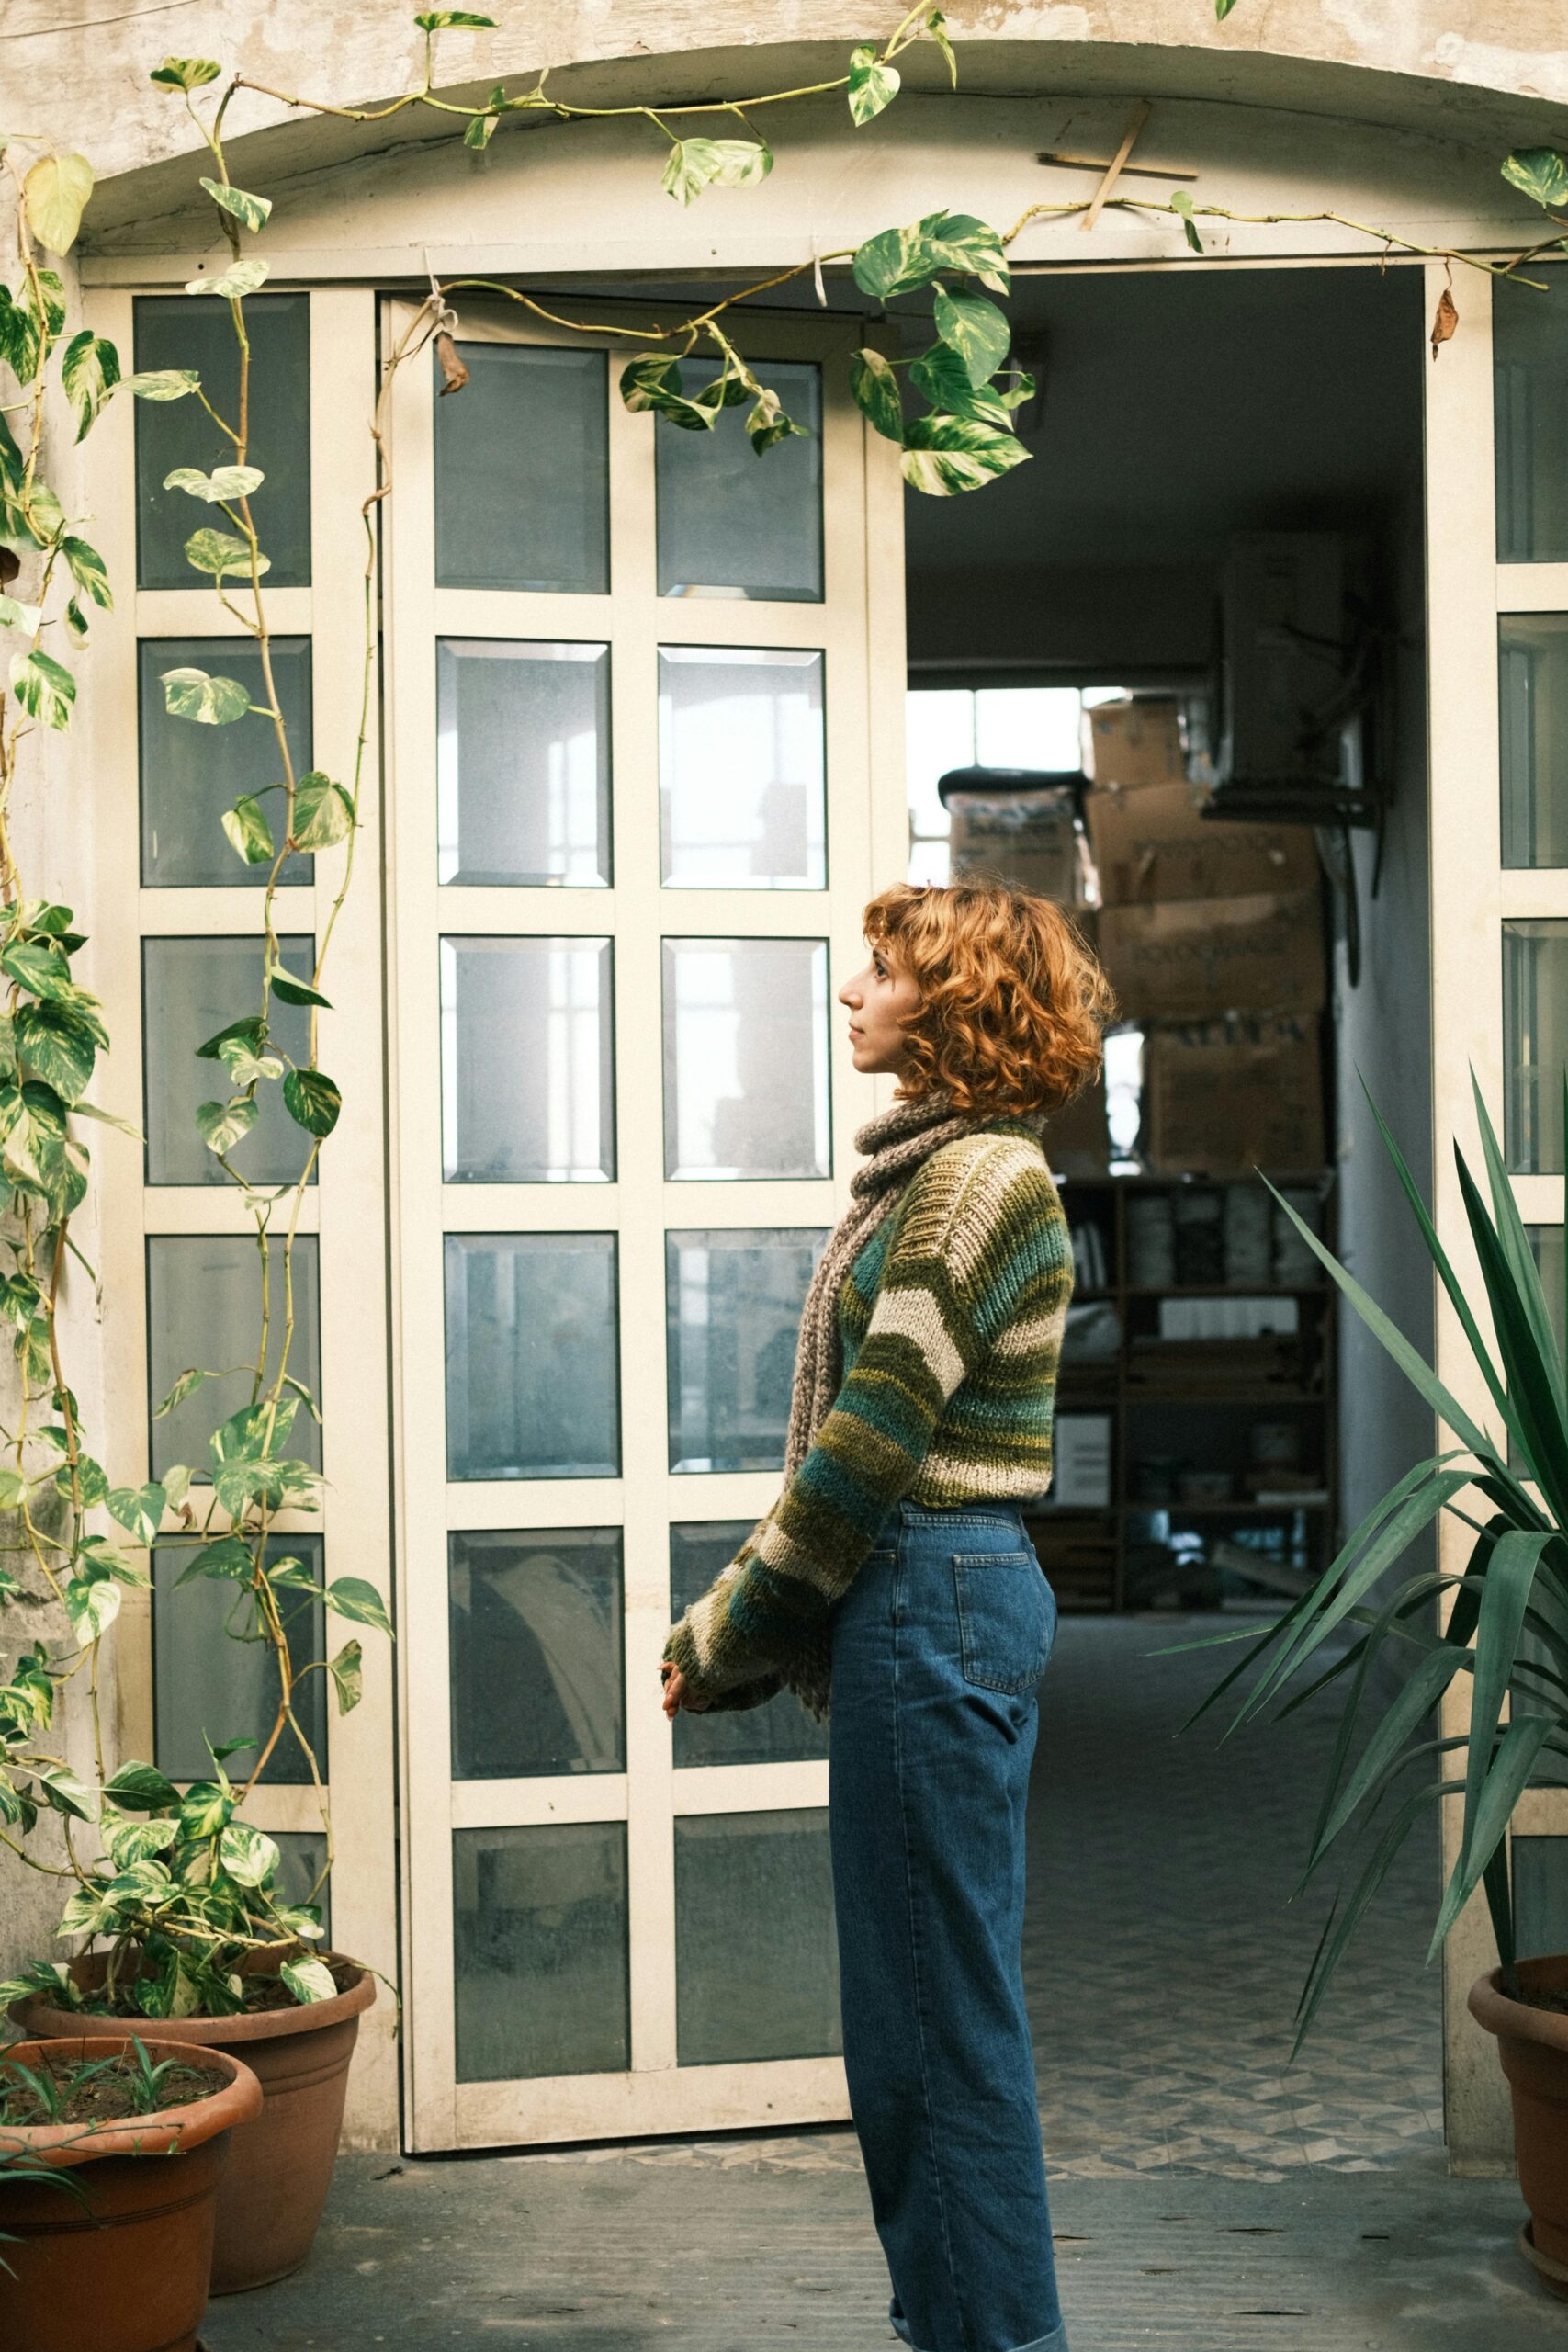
[415,8,497,27]
[22,157,95,258]
[1192,1080,1568,2035]
[9,651,74,731]
[60,333,120,442]
[1171,189,1204,253]
[160,665,253,724]
[150,57,222,91]
[186,257,268,300]
[660,138,773,206]
[164,463,265,503]
[848,46,900,127]
[292,772,354,848]
[121,368,201,401]
[1502,149,1568,211]
[220,794,274,865]
[850,348,904,442]
[283,1067,341,1137]
[199,178,272,233]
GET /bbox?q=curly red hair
[864,880,1113,1116]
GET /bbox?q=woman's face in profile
[840,938,923,1076]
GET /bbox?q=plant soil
[68,1952,360,2019]
[1523,1987,1568,2018]
[0,2052,229,2128]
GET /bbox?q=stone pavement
[204,1615,1559,2351]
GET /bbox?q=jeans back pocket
[953,1553,1055,1695]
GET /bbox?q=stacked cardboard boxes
[1083,700,1326,1176]
[945,771,1108,1170]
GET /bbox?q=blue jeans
[829,1500,1067,2352]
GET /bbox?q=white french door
[382,296,906,2147]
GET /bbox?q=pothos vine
[0,4,1565,2023]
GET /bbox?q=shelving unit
[1023,1171,1338,1613]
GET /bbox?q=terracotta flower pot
[1469,1953,1568,2297]
[0,2034,262,2352]
[14,1950,376,2295]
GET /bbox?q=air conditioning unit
[1210,532,1383,826]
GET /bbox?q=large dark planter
[0,2034,262,2352]
[14,1951,375,2295]
[1470,1953,1568,2298]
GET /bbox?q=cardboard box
[1098,890,1325,1022]
[1143,1015,1325,1175]
[1043,1073,1110,1176]
[949,786,1092,905]
[1083,699,1185,790]
[1086,781,1319,908]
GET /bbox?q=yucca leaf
[1472,1073,1565,1425]
[1266,1181,1495,1461]
[1293,1779,1463,2053]
[1431,1716,1551,1955]
[1483,1836,1516,1991]
[1461,1528,1557,1876]
[1302,1566,1461,1861]
[1363,1079,1512,1432]
[1234,1467,1471,1725]
[1307,1647,1464,1873]
[1456,1152,1568,1522]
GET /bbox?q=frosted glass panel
[445,1233,620,1480]
[666,1228,825,1473]
[1501,615,1568,867]
[153,1533,325,1785]
[143,935,316,1186]
[135,293,310,590]
[659,647,826,889]
[662,937,829,1180]
[1517,1838,1568,1958]
[146,1236,321,1484]
[441,936,615,1182]
[657,359,822,602]
[449,1528,624,1779]
[1496,270,1568,563]
[670,1523,829,1768]
[675,1810,840,2064]
[1505,921,1568,1172]
[141,637,312,888]
[437,639,610,887]
[273,1831,331,1942]
[434,344,608,594]
[454,1822,628,2080]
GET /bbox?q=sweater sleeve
[662,1138,1072,1707]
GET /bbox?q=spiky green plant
[1188,1076,1568,2045]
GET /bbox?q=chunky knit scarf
[783,1091,983,1480]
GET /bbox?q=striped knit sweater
[662,1125,1074,1715]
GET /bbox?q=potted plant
[0,107,393,2295]
[1195,1080,1568,2292]
[3,1731,377,2292]
[0,2031,262,2351]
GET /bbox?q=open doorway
[901,262,1445,2175]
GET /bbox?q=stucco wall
[8,0,1568,209]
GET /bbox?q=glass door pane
[662,937,829,1180]
[437,639,611,888]
[657,359,823,602]
[440,935,615,1182]
[659,647,827,888]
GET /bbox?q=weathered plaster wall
[7,0,1568,209]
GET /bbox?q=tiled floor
[206,1613,1559,2351]
[582,1610,1443,2186]
[1027,1613,1443,2182]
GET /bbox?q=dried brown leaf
[434,332,470,396]
[1430,287,1459,358]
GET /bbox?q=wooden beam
[1038,149,1198,184]
[1079,102,1154,232]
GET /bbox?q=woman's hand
[660,1663,709,1718]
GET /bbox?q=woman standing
[662,878,1111,2352]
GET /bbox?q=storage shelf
[1052,1172,1340,1609]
